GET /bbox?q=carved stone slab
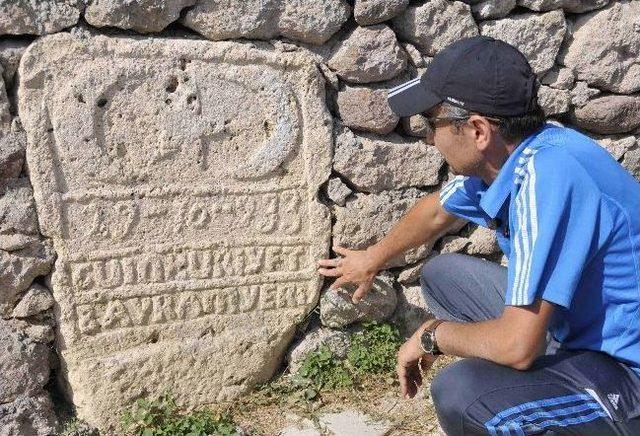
[18,33,332,430]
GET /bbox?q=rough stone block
[0,0,82,35]
[84,0,197,33]
[18,33,332,431]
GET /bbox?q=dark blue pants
[420,253,640,435]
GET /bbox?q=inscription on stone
[19,33,332,430]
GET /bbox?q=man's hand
[397,320,439,399]
[317,246,382,303]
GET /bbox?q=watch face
[421,330,434,353]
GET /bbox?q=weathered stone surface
[622,148,640,180]
[0,393,58,436]
[0,122,26,191]
[480,10,566,75]
[598,136,637,161]
[391,285,430,337]
[471,0,516,20]
[286,326,351,373]
[332,189,433,267]
[440,235,470,253]
[559,1,640,94]
[538,85,571,116]
[318,410,392,436]
[0,178,39,235]
[392,0,478,56]
[0,239,54,316]
[85,0,197,33]
[518,0,610,13]
[401,114,431,138]
[465,225,500,256]
[0,39,31,86]
[328,25,407,84]
[326,177,352,206]
[574,95,640,134]
[541,67,575,90]
[336,85,399,134]
[354,0,409,25]
[0,319,50,404]
[19,33,332,430]
[182,0,351,45]
[401,42,427,68]
[12,283,55,318]
[571,81,601,107]
[333,124,443,193]
[0,0,82,35]
[280,414,322,436]
[0,72,10,133]
[320,273,397,328]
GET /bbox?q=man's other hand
[397,323,437,399]
[317,245,381,303]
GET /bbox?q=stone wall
[0,0,638,434]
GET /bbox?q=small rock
[0,393,58,436]
[287,327,351,373]
[85,0,197,33]
[397,258,429,285]
[517,0,610,13]
[401,114,432,138]
[336,85,399,134]
[0,39,31,86]
[327,177,352,206]
[333,123,443,193]
[392,0,478,56]
[537,85,571,116]
[574,95,640,135]
[439,235,471,253]
[12,283,55,318]
[0,123,26,191]
[598,136,637,161]
[570,81,600,108]
[279,0,352,45]
[622,148,640,181]
[465,226,500,256]
[320,273,397,328]
[354,0,409,26]
[318,410,392,436]
[328,25,407,84]
[480,10,567,75]
[541,67,575,90]
[0,0,82,35]
[402,42,427,68]
[391,284,431,337]
[0,178,40,235]
[471,0,516,20]
[0,234,37,252]
[0,74,9,134]
[25,324,55,344]
[559,1,640,94]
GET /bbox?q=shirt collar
[479,124,551,219]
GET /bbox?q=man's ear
[468,115,493,152]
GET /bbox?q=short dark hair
[439,101,546,144]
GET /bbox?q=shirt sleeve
[439,175,489,227]
[506,149,604,308]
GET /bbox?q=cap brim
[387,78,441,117]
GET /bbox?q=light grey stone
[182,0,351,45]
[391,284,430,337]
[401,114,432,138]
[0,234,37,252]
[25,323,55,344]
[538,85,571,116]
[397,258,428,285]
[440,235,471,253]
[85,0,197,33]
[0,39,30,87]
[12,283,54,318]
[465,225,500,256]
[574,95,640,135]
[0,122,26,191]
[336,85,399,134]
[0,239,54,317]
[354,0,409,25]
[559,1,640,94]
[0,0,82,35]
[471,0,516,20]
[517,0,610,13]
[622,148,640,181]
[541,67,575,90]
[320,273,397,328]
[0,393,58,436]
[332,189,434,267]
[598,136,637,161]
[571,81,601,108]
[328,24,407,83]
[0,72,10,134]
[318,410,392,436]
[333,124,443,193]
[327,177,352,206]
[287,326,351,373]
[402,42,427,68]
[392,0,478,56]
[480,10,566,75]
[0,178,39,235]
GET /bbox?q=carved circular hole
[97,98,107,108]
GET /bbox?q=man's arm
[317,192,463,302]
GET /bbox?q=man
[317,36,640,434]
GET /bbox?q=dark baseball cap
[388,36,538,117]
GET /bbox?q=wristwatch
[420,320,445,355]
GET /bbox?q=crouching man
[318,36,640,435]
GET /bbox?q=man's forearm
[367,192,461,267]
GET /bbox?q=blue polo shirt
[439,123,640,376]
